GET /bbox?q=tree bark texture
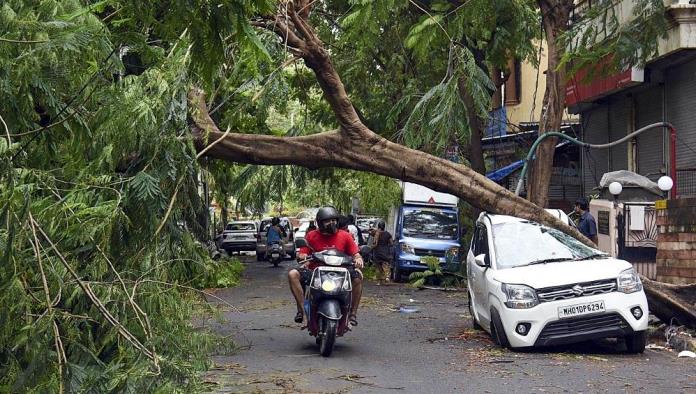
[528,0,574,207]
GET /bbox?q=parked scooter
[267,241,284,267]
[295,238,362,357]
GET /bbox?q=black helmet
[316,207,340,234]
[271,217,280,226]
[377,220,386,230]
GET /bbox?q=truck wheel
[319,318,337,357]
[625,331,646,354]
[391,265,404,283]
[490,308,511,349]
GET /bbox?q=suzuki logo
[571,285,584,296]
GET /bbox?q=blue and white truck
[387,182,462,281]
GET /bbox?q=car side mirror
[295,238,309,249]
[474,254,488,267]
[294,227,299,232]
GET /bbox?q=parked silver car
[219,221,257,254]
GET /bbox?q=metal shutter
[665,57,696,196]
[635,87,664,181]
[608,95,629,171]
[581,105,609,195]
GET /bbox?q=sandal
[348,314,358,326]
[294,311,303,323]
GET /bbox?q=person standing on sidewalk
[575,197,598,244]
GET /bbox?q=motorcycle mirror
[295,238,310,249]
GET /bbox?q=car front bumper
[496,291,649,348]
[220,240,257,251]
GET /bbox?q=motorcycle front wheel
[318,317,337,357]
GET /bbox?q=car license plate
[558,300,605,319]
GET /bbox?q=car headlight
[501,283,539,309]
[401,243,415,255]
[617,268,642,294]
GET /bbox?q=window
[402,208,458,240]
[226,223,256,231]
[503,59,521,106]
[474,225,490,265]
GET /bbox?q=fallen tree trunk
[189,1,696,328]
[642,277,696,328]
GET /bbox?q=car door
[469,223,492,327]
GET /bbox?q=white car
[467,213,648,353]
[218,221,258,254]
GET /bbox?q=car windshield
[402,208,458,240]
[226,223,255,231]
[492,221,606,269]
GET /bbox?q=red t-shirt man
[300,229,360,270]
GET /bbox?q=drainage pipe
[514,122,677,198]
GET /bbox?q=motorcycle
[267,241,284,267]
[295,238,358,357]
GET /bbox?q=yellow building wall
[505,40,578,130]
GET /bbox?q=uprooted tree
[189,1,695,328]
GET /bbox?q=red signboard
[566,60,644,106]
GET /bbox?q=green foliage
[194,257,245,289]
[0,1,260,391]
[408,256,465,289]
[561,0,668,76]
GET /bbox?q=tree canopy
[0,0,672,391]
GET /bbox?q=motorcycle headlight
[401,243,415,255]
[501,284,539,309]
[617,268,642,294]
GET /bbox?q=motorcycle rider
[288,207,364,325]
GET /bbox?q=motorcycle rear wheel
[319,317,337,357]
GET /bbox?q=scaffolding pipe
[515,122,677,198]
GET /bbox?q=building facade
[567,0,696,199]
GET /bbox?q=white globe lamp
[608,181,623,196]
[657,176,673,192]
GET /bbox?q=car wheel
[625,331,647,354]
[468,291,482,330]
[490,308,511,349]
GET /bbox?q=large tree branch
[188,88,593,247]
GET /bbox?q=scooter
[267,241,284,267]
[295,239,356,357]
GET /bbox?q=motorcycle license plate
[558,300,605,319]
[271,253,280,258]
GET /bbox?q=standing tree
[190,0,586,241]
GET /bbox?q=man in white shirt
[346,214,362,245]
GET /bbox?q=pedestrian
[574,197,598,244]
[346,214,362,245]
[371,220,394,285]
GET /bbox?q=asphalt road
[201,255,695,393]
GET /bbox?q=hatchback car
[467,213,648,353]
[256,217,295,261]
[219,221,258,254]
